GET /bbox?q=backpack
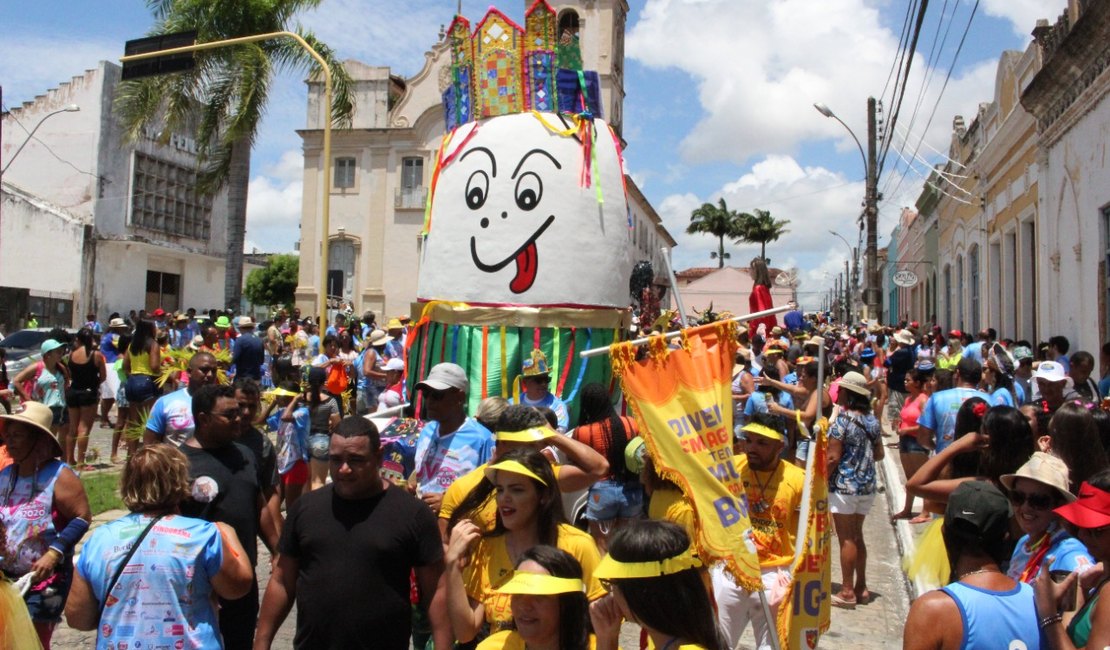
[20,362,44,400]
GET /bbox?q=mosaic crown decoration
[443,0,603,130]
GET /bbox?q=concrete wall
[0,187,86,299]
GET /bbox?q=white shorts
[99,371,121,400]
[828,491,876,515]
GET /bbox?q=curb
[877,440,928,600]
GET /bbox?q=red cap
[152,308,166,317]
[1054,482,1110,529]
[948,329,963,338]
[910,321,919,329]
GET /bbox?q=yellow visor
[594,547,703,580]
[484,460,548,486]
[267,387,300,398]
[496,426,556,443]
[741,422,785,442]
[496,572,585,595]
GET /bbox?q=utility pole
[844,259,851,323]
[835,275,841,322]
[865,96,881,322]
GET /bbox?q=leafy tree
[244,254,299,308]
[735,208,790,263]
[115,0,354,310]
[686,198,741,268]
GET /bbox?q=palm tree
[116,0,354,310]
[735,208,790,263]
[686,198,741,268]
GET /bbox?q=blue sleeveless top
[940,581,1044,649]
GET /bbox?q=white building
[293,0,673,320]
[1,61,234,331]
[1021,0,1110,354]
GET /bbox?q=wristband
[50,516,90,555]
[1038,613,1062,630]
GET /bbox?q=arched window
[943,264,952,329]
[558,9,580,40]
[956,254,965,329]
[968,245,980,333]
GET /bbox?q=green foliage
[82,471,125,516]
[686,198,742,268]
[244,253,299,308]
[735,208,791,263]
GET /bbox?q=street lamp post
[815,98,881,322]
[829,230,858,322]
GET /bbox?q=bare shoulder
[904,589,961,650]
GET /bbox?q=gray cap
[416,362,469,393]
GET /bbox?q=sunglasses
[1009,490,1054,510]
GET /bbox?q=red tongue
[509,241,539,294]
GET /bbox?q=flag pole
[792,340,825,562]
[578,304,794,359]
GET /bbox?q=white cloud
[627,0,1004,166]
[245,149,303,253]
[982,0,1069,38]
[661,154,866,307]
[0,36,118,109]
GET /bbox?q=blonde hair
[475,396,510,431]
[120,445,191,513]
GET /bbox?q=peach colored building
[674,266,793,322]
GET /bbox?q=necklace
[958,567,1000,580]
[749,465,777,514]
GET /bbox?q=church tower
[542,0,628,138]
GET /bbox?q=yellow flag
[777,419,832,648]
[611,322,762,591]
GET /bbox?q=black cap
[945,481,1012,543]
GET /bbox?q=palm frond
[123,407,152,442]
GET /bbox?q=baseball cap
[1033,360,1067,383]
[416,362,469,393]
[1054,481,1110,529]
[1011,346,1034,362]
[948,329,963,339]
[945,480,1012,542]
[152,308,166,318]
[383,358,405,372]
[41,339,65,354]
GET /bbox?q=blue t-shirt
[1007,523,1095,583]
[145,388,195,447]
[99,333,121,363]
[963,341,984,364]
[990,386,1016,408]
[917,387,992,453]
[1099,374,1110,399]
[413,417,495,495]
[76,513,224,650]
[514,392,570,432]
[828,410,881,495]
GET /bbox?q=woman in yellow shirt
[477,545,593,650]
[445,449,604,644]
[590,520,726,650]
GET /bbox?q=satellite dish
[775,267,800,288]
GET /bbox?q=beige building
[674,266,793,322]
[293,0,672,321]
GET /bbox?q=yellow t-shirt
[126,350,155,376]
[647,487,696,541]
[734,455,803,567]
[463,523,604,633]
[477,630,597,650]
[441,463,564,532]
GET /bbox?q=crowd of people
[0,304,1108,650]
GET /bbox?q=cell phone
[1050,570,1079,611]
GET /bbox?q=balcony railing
[394,186,427,210]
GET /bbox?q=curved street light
[1,104,81,175]
[813,102,866,172]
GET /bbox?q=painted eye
[466,170,489,210]
[515,172,542,211]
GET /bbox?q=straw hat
[999,452,1075,504]
[0,402,63,458]
[838,371,871,396]
[367,329,393,346]
[893,329,915,346]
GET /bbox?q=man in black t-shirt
[255,416,445,650]
[181,384,280,650]
[235,379,283,542]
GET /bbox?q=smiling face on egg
[417,112,632,307]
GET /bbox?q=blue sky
[2,0,1066,307]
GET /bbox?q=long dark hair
[1048,403,1110,493]
[750,257,771,288]
[577,383,632,481]
[307,366,327,409]
[129,320,157,355]
[514,546,591,650]
[951,397,989,479]
[74,327,95,353]
[448,448,565,544]
[978,406,1035,485]
[606,520,726,650]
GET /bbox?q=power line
[2,101,99,180]
[878,0,932,179]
